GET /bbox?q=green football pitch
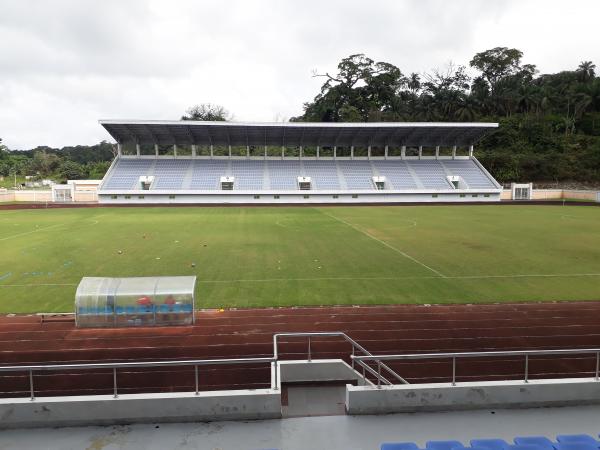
[1,205,600,313]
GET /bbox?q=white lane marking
[0,283,78,287]
[319,209,446,278]
[0,223,64,242]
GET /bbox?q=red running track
[2,302,600,398]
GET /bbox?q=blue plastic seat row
[382,435,600,450]
[79,304,193,315]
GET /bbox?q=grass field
[1,205,600,313]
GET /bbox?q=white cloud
[0,0,598,148]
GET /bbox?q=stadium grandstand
[98,121,501,204]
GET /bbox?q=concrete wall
[279,359,370,386]
[502,188,599,201]
[346,378,600,414]
[0,389,281,429]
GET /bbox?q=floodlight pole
[452,146,457,160]
[117,143,122,157]
[173,144,178,157]
[351,146,354,160]
[264,145,267,159]
[281,146,285,159]
[384,145,388,159]
[155,144,160,157]
[316,146,320,159]
[333,146,337,158]
[418,146,423,159]
[401,146,406,159]
[368,145,371,159]
[246,145,250,158]
[191,145,196,157]
[228,145,232,159]
[435,146,440,159]
[469,145,474,157]
[210,145,214,159]
[299,146,303,159]
[136,143,140,157]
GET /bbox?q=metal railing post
[524,354,529,383]
[307,337,311,362]
[452,357,456,386]
[29,369,35,401]
[194,365,199,395]
[273,360,278,391]
[596,352,599,381]
[351,345,355,370]
[377,361,381,389]
[113,368,118,398]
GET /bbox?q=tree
[470,47,524,94]
[58,160,86,181]
[577,61,596,83]
[30,151,60,176]
[182,104,231,121]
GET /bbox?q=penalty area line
[318,209,446,278]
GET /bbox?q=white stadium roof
[99,120,498,147]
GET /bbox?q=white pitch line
[0,223,64,242]
[319,209,446,278]
[0,283,78,287]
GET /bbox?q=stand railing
[351,348,600,388]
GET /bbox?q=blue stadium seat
[556,444,598,450]
[426,440,466,450]
[557,437,598,445]
[514,437,555,450]
[182,304,193,313]
[115,306,125,315]
[509,444,547,450]
[173,304,182,313]
[125,306,136,314]
[471,439,510,450]
[159,304,169,313]
[381,443,421,450]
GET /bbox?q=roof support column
[173,144,177,157]
[333,146,337,159]
[117,143,122,157]
[210,145,213,159]
[401,146,406,159]
[264,145,267,159]
[155,144,159,157]
[469,145,474,157]
[418,146,422,160]
[384,145,388,159]
[368,145,371,159]
[228,145,232,158]
[351,146,354,160]
[452,145,456,160]
[281,146,285,159]
[316,146,320,159]
[136,143,140,157]
[191,145,196,157]
[299,146,303,159]
[435,146,440,159]
[246,145,250,158]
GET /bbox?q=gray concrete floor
[1,405,600,450]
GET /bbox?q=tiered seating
[372,160,418,189]
[103,159,154,189]
[409,160,452,189]
[153,160,191,190]
[381,434,600,450]
[268,160,300,190]
[190,160,229,190]
[338,161,375,190]
[303,160,341,189]
[230,160,264,190]
[442,160,497,188]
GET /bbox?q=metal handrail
[351,348,600,387]
[273,332,408,385]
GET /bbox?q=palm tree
[577,61,596,82]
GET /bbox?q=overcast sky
[1,0,598,149]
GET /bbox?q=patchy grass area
[1,205,599,313]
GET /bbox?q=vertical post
[595,352,599,381]
[316,146,320,159]
[264,145,267,159]
[524,354,529,383]
[351,146,354,160]
[29,369,35,401]
[173,144,178,157]
[195,365,199,395]
[281,146,285,159]
[307,337,312,362]
[418,146,422,159]
[210,145,214,159]
[452,145,457,160]
[228,145,232,158]
[362,363,366,383]
[377,361,382,388]
[469,145,474,157]
[117,143,122,156]
[155,144,159,157]
[452,357,456,386]
[351,346,355,369]
[299,146,303,159]
[333,146,337,159]
[384,145,388,159]
[136,143,140,156]
[401,146,406,159]
[191,144,196,157]
[368,145,371,159]
[435,146,440,159]
[113,367,118,398]
[246,145,250,158]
